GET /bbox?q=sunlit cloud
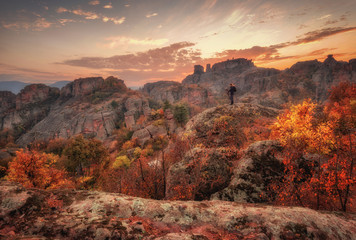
[103,3,113,9]
[58,19,76,26]
[57,7,124,24]
[89,0,100,6]
[72,9,100,20]
[102,16,125,24]
[146,13,158,18]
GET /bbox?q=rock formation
[166,104,280,200]
[141,81,216,107]
[1,181,355,239]
[0,76,151,147]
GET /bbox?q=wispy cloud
[295,27,356,45]
[146,13,158,18]
[72,9,100,20]
[89,0,100,6]
[318,14,331,20]
[1,17,53,31]
[99,36,169,49]
[57,7,125,24]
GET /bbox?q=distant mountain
[0,81,29,94]
[0,80,71,94]
[50,81,71,89]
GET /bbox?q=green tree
[62,135,109,176]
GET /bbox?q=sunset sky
[0,0,355,87]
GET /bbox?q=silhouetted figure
[227,83,237,105]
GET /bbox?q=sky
[0,0,355,87]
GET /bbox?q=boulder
[211,140,284,203]
[0,181,355,239]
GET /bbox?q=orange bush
[7,149,73,189]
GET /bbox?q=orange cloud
[103,4,113,9]
[89,0,100,6]
[61,42,199,72]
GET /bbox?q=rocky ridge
[1,181,355,239]
[0,77,155,147]
[142,55,356,108]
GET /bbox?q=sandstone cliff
[1,181,355,240]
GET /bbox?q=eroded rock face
[142,81,215,107]
[0,181,355,239]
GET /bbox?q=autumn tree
[271,82,355,211]
[7,149,72,189]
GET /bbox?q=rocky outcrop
[0,84,60,137]
[142,81,216,107]
[185,103,279,147]
[15,84,59,110]
[1,181,355,239]
[60,77,104,99]
[166,104,280,201]
[193,65,204,74]
[211,140,284,203]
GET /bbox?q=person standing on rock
[227,83,237,105]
